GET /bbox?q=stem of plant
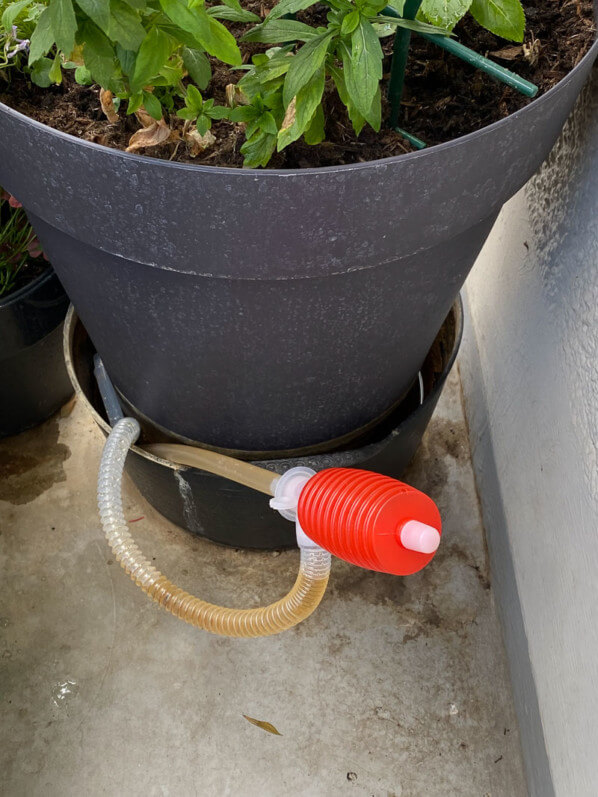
[387,0,423,129]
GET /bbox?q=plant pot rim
[1,27,596,178]
[0,263,53,310]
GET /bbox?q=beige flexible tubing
[98,419,331,637]
[145,442,279,496]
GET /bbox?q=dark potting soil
[0,0,595,168]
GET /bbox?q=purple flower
[6,26,30,59]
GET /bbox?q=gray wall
[460,69,598,797]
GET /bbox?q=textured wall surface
[461,69,598,797]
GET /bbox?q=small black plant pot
[0,268,72,438]
[65,299,462,550]
[1,25,596,451]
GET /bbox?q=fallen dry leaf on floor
[100,89,119,123]
[185,128,216,157]
[242,715,282,735]
[126,118,171,152]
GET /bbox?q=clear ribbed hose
[97,418,331,637]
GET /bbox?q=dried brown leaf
[490,45,523,60]
[523,38,541,66]
[135,108,155,128]
[242,715,282,735]
[100,89,119,123]
[225,83,249,108]
[126,118,171,152]
[281,97,296,132]
[184,128,216,157]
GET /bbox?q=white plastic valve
[400,520,441,554]
[269,466,316,522]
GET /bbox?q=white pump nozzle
[400,520,441,554]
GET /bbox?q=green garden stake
[394,126,427,150]
[383,6,538,101]
[416,30,538,97]
[387,0,423,129]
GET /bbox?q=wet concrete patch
[0,417,70,505]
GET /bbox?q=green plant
[0,0,528,167]
[1,0,256,117]
[0,191,44,296]
[176,83,228,133]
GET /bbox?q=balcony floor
[0,368,527,796]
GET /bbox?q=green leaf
[239,47,293,96]
[130,27,171,91]
[186,83,203,112]
[74,64,93,83]
[207,4,260,22]
[30,56,54,86]
[156,20,205,48]
[108,0,146,50]
[199,13,242,65]
[116,43,135,75]
[49,0,77,55]
[420,0,471,30]
[159,0,241,64]
[363,83,381,130]
[127,90,143,113]
[74,0,110,29]
[182,47,211,88]
[256,110,277,134]
[303,102,324,144]
[28,7,55,64]
[282,31,332,106]
[229,104,257,122]
[207,105,230,119]
[341,19,382,118]
[142,89,162,118]
[196,113,211,134]
[80,20,117,87]
[278,63,324,150]
[2,0,33,30]
[330,62,365,136]
[340,8,360,35]
[152,64,184,85]
[177,106,197,119]
[268,0,318,21]
[469,0,525,41]
[242,19,321,44]
[240,130,277,168]
[48,51,63,83]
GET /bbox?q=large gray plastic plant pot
[0,29,596,451]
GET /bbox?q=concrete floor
[0,368,527,797]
